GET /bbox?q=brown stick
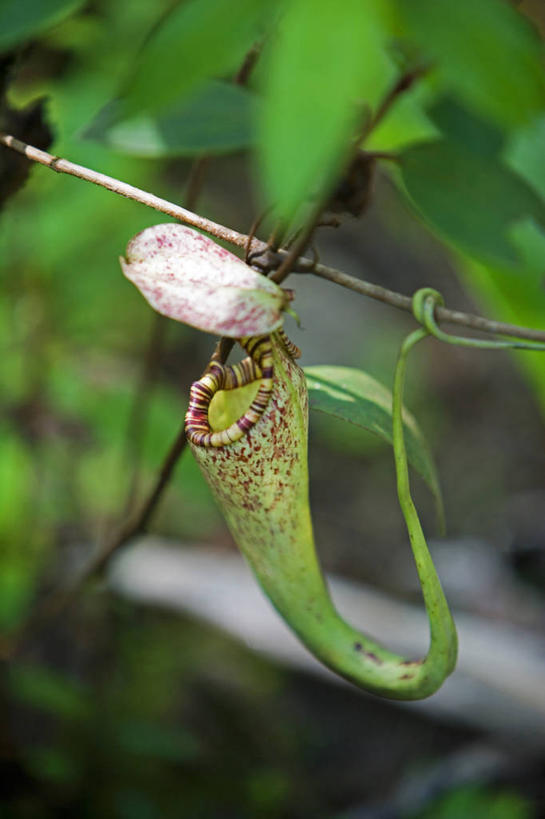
[2,132,545,344]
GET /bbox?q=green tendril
[392,327,458,693]
[412,288,545,352]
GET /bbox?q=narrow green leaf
[399,139,545,267]
[395,0,545,130]
[305,365,444,528]
[86,81,256,158]
[259,0,392,225]
[0,0,84,50]
[121,0,268,118]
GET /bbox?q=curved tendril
[413,288,545,352]
[392,327,458,690]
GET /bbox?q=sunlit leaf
[0,0,84,50]
[86,81,256,158]
[121,0,269,117]
[120,224,288,337]
[259,0,392,225]
[395,0,545,130]
[305,365,444,526]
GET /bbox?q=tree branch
[2,132,545,345]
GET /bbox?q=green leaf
[305,365,444,528]
[259,0,392,226]
[395,0,545,130]
[457,234,545,414]
[0,0,84,50]
[86,81,256,158]
[399,138,545,267]
[429,97,504,157]
[121,0,268,118]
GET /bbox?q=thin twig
[272,71,417,284]
[10,422,188,647]
[305,263,545,343]
[211,337,236,365]
[98,423,188,574]
[234,39,262,85]
[184,155,211,209]
[2,133,545,344]
[271,207,322,285]
[362,66,430,142]
[0,133,258,251]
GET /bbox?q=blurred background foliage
[1,0,545,816]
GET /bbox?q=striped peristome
[185,329,301,448]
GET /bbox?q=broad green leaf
[86,81,256,158]
[259,0,392,225]
[120,224,288,337]
[395,0,545,130]
[305,365,444,527]
[121,0,269,118]
[399,139,545,267]
[0,0,84,50]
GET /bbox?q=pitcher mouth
[185,335,274,448]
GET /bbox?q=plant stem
[0,133,255,249]
[2,132,544,344]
